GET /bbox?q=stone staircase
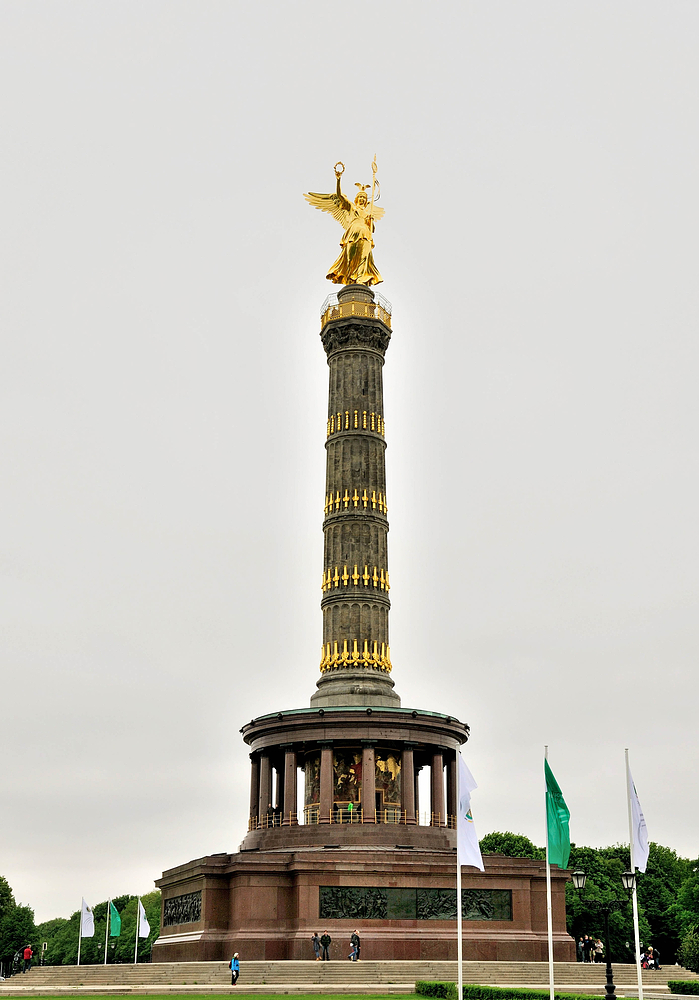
[2,961,698,995]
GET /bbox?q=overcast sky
[1,1,698,924]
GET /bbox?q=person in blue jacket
[229,953,240,985]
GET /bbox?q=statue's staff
[370,155,378,218]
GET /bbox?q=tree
[0,878,14,924]
[479,832,545,860]
[0,904,36,970]
[112,892,160,964]
[678,926,699,974]
[478,834,692,962]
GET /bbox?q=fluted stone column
[274,764,281,811]
[431,752,445,827]
[402,744,416,824]
[362,743,376,823]
[447,753,457,822]
[319,744,333,824]
[282,747,297,825]
[311,285,400,710]
[258,754,272,821]
[249,754,260,827]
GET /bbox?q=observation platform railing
[320,291,392,331]
[248,809,456,831]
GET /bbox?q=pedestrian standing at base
[576,937,584,962]
[229,953,239,985]
[320,930,332,961]
[350,930,361,961]
[22,946,33,973]
[311,932,321,961]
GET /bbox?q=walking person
[22,946,32,973]
[350,930,361,961]
[320,930,332,961]
[311,932,321,961]
[229,953,239,985]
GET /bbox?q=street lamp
[572,869,636,999]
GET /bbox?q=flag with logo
[81,899,95,937]
[544,759,570,869]
[109,901,121,937]
[457,754,485,871]
[138,900,150,938]
[627,762,649,873]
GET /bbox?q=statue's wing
[369,205,385,222]
[304,191,351,228]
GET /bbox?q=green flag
[109,901,121,938]
[544,759,570,869]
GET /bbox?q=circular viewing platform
[320,286,393,331]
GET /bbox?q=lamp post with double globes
[572,869,637,999]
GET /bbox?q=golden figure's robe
[327,206,382,286]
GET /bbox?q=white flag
[138,900,150,938]
[627,762,649,873]
[81,899,95,938]
[457,754,484,871]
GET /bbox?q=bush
[667,985,699,996]
[416,983,457,999]
[416,983,595,1000]
[677,927,699,975]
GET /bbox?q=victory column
[152,161,574,963]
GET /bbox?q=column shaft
[447,753,457,823]
[283,749,297,825]
[362,744,376,823]
[258,754,272,823]
[249,754,260,828]
[319,745,333,824]
[431,752,445,827]
[402,746,416,824]
[274,765,281,811]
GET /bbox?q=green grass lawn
[7,996,415,999]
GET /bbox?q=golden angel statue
[304,158,384,286]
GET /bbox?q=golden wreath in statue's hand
[334,161,345,178]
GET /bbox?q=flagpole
[456,752,463,1000]
[134,897,140,965]
[625,750,644,1000]
[104,899,110,966]
[544,747,554,1000]
[77,900,83,967]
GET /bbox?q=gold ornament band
[324,490,387,516]
[319,639,392,674]
[327,411,385,437]
[321,565,390,592]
